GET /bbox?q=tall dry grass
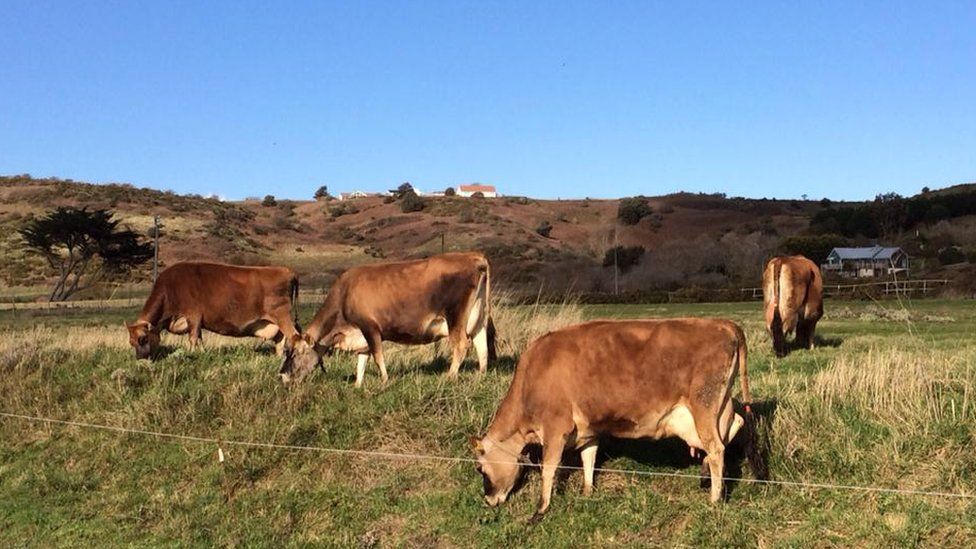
[813,347,975,434]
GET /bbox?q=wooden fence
[734,279,950,300]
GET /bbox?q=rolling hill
[2,175,973,299]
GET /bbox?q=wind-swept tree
[19,207,154,301]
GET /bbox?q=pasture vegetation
[1,299,975,546]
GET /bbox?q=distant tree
[444,187,456,197]
[535,220,553,238]
[19,207,153,301]
[801,194,808,201]
[400,190,425,213]
[925,203,951,223]
[262,195,277,207]
[617,197,652,225]
[873,192,907,237]
[314,185,332,200]
[390,182,415,199]
[602,245,645,273]
[922,186,931,194]
[819,198,832,208]
[778,234,848,265]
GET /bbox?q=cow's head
[125,320,159,359]
[279,333,323,385]
[470,435,523,506]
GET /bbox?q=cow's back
[336,253,487,326]
[153,262,295,325]
[514,319,742,428]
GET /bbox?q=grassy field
[1,298,975,546]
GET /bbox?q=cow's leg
[532,432,568,522]
[364,326,388,384]
[695,399,733,503]
[472,325,489,374]
[446,328,471,379]
[354,353,369,388]
[188,318,203,350]
[703,441,725,503]
[580,441,599,496]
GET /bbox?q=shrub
[262,195,277,207]
[617,197,652,225]
[329,202,359,218]
[602,245,645,273]
[939,246,966,266]
[444,187,456,197]
[471,191,485,199]
[400,191,425,213]
[535,220,553,238]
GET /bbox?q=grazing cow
[470,318,764,520]
[125,262,299,359]
[763,255,824,357]
[278,252,496,387]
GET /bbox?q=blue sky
[1,1,974,201]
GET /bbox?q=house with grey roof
[822,246,909,278]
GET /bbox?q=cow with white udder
[470,318,766,521]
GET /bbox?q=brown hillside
[0,175,863,295]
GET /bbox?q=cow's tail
[486,263,497,362]
[479,256,498,362]
[733,327,768,481]
[768,258,786,357]
[290,275,301,330]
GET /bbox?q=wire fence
[1,411,972,501]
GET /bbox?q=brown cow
[279,252,496,387]
[470,318,763,520]
[763,255,824,357]
[125,262,299,359]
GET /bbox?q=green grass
[1,299,975,546]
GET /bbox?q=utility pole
[152,215,160,283]
[611,227,619,296]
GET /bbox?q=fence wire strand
[1,411,972,501]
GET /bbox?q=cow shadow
[780,335,843,357]
[412,354,519,376]
[149,344,180,360]
[521,398,778,501]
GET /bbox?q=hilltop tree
[444,187,456,197]
[262,195,277,207]
[19,207,153,301]
[314,185,332,200]
[390,182,415,199]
